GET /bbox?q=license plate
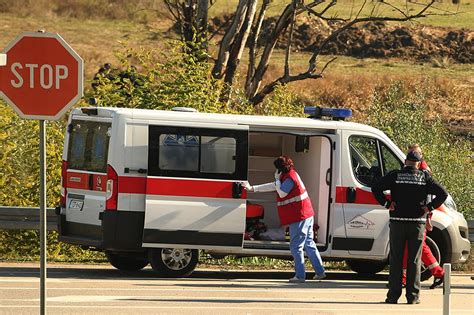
[69,199,84,211]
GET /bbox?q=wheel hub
[171,249,184,262]
[161,248,192,270]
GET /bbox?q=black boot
[430,276,443,289]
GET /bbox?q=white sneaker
[289,276,305,283]
[313,272,326,280]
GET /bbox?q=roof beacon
[304,106,352,121]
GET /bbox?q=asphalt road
[0,262,472,315]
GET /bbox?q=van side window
[149,126,247,180]
[349,136,381,186]
[68,120,111,173]
[158,134,200,172]
[201,136,236,174]
[380,143,403,174]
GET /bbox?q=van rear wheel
[346,259,387,275]
[105,251,148,271]
[150,248,199,278]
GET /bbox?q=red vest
[276,169,314,225]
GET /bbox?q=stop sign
[0,32,83,120]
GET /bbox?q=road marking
[0,286,447,294]
[0,305,473,313]
[0,294,448,303]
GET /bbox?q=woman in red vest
[244,155,326,283]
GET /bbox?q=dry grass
[0,5,472,131]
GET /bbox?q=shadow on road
[120,297,386,305]
[2,265,471,291]
[0,265,388,282]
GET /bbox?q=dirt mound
[209,16,473,63]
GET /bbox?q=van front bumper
[446,215,471,263]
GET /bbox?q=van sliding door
[143,124,248,250]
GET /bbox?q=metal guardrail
[0,206,473,241]
[0,207,57,230]
[470,220,474,243]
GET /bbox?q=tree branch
[246,2,296,99]
[250,70,323,105]
[246,0,270,95]
[212,0,250,79]
[308,0,436,69]
[284,0,299,78]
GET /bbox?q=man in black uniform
[372,151,448,304]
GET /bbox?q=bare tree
[164,0,212,59]
[165,0,448,105]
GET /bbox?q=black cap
[406,151,422,162]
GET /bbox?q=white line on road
[0,305,473,313]
[0,286,444,294]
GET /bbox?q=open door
[287,135,334,249]
[142,124,249,250]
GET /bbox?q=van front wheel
[150,248,199,278]
[346,259,387,275]
[105,251,148,271]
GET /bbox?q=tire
[150,248,199,278]
[346,259,387,275]
[421,236,441,282]
[105,251,149,271]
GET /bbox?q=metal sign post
[0,31,83,315]
[443,263,451,315]
[39,120,47,315]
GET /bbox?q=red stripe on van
[66,172,106,192]
[66,172,89,190]
[118,176,246,199]
[118,176,147,194]
[335,186,379,205]
[92,174,107,191]
[147,178,241,199]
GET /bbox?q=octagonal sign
[0,32,83,120]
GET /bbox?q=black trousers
[387,220,425,302]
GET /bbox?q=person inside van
[243,155,326,283]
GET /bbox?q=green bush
[0,103,106,262]
[0,43,300,262]
[363,81,473,218]
[1,48,471,265]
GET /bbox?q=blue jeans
[289,216,325,279]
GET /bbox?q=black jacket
[371,166,448,219]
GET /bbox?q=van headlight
[443,194,457,212]
[442,194,467,222]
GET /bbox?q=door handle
[232,182,243,199]
[346,187,356,203]
[325,168,331,186]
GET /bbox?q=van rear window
[67,120,111,173]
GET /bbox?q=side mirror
[295,135,309,153]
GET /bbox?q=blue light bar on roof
[304,106,352,120]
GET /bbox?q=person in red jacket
[244,155,326,283]
[403,144,444,289]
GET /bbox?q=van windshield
[67,119,111,173]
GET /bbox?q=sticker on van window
[69,199,84,211]
[347,215,375,229]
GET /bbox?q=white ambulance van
[57,106,471,278]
